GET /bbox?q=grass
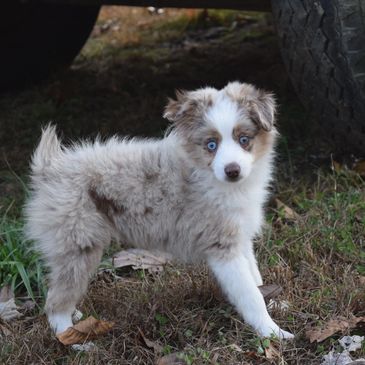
[0,212,45,301]
[0,6,364,365]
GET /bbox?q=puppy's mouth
[224,175,243,183]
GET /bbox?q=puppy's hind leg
[45,245,104,335]
[208,252,293,339]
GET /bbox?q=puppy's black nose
[224,163,241,180]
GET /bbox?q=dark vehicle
[2,0,364,155]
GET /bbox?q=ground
[0,6,364,365]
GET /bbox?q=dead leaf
[138,327,163,353]
[71,342,96,352]
[21,300,36,313]
[0,286,14,302]
[0,323,12,336]
[264,342,280,360]
[156,353,188,365]
[259,284,283,300]
[229,343,243,352]
[321,350,354,365]
[243,351,260,360]
[275,199,300,220]
[359,277,365,286]
[211,352,219,364]
[0,286,22,322]
[353,160,365,176]
[56,316,114,345]
[112,249,173,273]
[339,336,364,352]
[306,316,365,343]
[331,160,343,173]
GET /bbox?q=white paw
[48,312,73,334]
[275,328,294,340]
[258,322,294,340]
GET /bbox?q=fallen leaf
[0,286,22,322]
[0,298,22,321]
[229,343,243,352]
[0,286,13,302]
[321,350,353,365]
[211,352,219,364]
[21,300,36,313]
[137,327,163,353]
[259,284,283,300]
[156,353,188,365]
[306,316,365,343]
[112,249,173,273]
[339,336,364,352]
[0,323,12,336]
[71,341,96,352]
[243,351,260,360]
[331,160,343,173]
[353,160,365,176]
[264,342,280,360]
[56,316,114,345]
[275,199,300,220]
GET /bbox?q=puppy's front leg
[242,240,263,287]
[208,253,294,339]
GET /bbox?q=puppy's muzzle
[224,163,241,182]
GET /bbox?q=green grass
[0,213,45,301]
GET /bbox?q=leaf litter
[306,316,365,343]
[0,286,22,321]
[156,353,188,365]
[339,336,365,352]
[56,316,114,345]
[275,198,301,221]
[112,248,173,273]
[137,326,163,353]
[259,283,283,300]
[321,335,365,365]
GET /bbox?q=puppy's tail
[30,124,62,176]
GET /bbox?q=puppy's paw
[258,322,294,340]
[274,328,294,340]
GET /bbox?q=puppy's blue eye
[207,139,218,151]
[239,135,250,146]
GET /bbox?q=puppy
[25,82,294,340]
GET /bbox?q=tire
[0,3,100,90]
[271,0,365,156]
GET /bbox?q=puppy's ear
[249,90,276,132]
[163,90,194,122]
[225,82,276,131]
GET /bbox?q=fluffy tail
[30,124,62,176]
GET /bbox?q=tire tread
[272,0,365,154]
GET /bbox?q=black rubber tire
[271,0,365,156]
[0,3,100,91]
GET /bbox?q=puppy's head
[164,82,277,183]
